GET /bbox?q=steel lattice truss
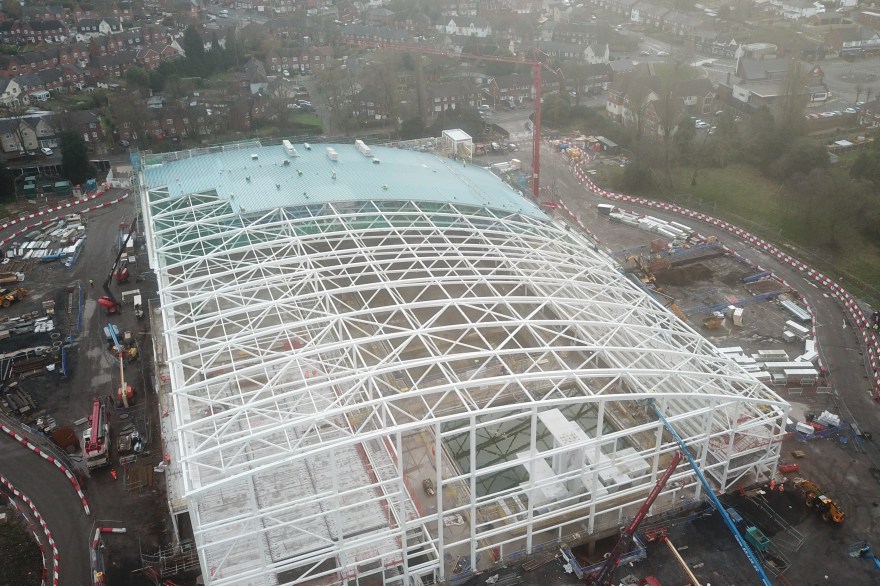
[144,184,788,586]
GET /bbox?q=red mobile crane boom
[87,398,103,452]
[83,397,110,469]
[345,41,549,198]
[587,451,684,586]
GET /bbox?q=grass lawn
[652,63,700,81]
[610,164,880,302]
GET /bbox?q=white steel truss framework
[142,182,788,586]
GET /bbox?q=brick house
[88,50,137,79]
[0,20,67,44]
[429,81,481,116]
[136,46,161,70]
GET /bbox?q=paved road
[0,432,92,586]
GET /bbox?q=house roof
[12,73,43,89]
[740,57,797,81]
[429,80,478,99]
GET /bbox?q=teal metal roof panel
[142,142,544,218]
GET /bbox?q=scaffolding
[138,140,789,586]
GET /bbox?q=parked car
[283,70,290,77]
[40,147,53,156]
[657,50,669,56]
[695,120,710,129]
[118,140,130,148]
[639,50,651,56]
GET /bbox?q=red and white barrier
[0,473,59,586]
[1,423,90,515]
[572,162,880,397]
[1,192,130,246]
[91,526,126,586]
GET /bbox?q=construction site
[1,133,879,586]
[131,138,796,586]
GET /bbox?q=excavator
[797,479,844,523]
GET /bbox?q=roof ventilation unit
[326,147,338,161]
[283,139,300,157]
[303,143,312,151]
[355,139,373,157]
[250,154,259,160]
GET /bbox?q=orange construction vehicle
[796,479,844,523]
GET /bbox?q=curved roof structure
[141,140,787,586]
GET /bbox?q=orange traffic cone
[110,469,117,480]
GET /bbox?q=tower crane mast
[345,41,553,198]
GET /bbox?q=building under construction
[136,138,789,586]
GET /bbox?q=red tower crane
[587,451,684,586]
[345,41,555,198]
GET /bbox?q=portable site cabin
[54,181,73,197]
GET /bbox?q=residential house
[551,22,602,45]
[74,18,124,42]
[302,46,335,73]
[436,0,480,17]
[35,68,64,93]
[483,73,534,106]
[0,119,41,152]
[863,30,880,55]
[582,62,611,93]
[0,20,67,44]
[697,34,738,58]
[341,24,412,45]
[60,64,87,90]
[11,73,43,96]
[0,78,23,106]
[607,68,715,138]
[243,57,269,95]
[135,46,161,70]
[663,12,704,38]
[87,50,138,79]
[443,17,492,37]
[429,81,481,116]
[607,59,636,80]
[265,49,302,76]
[768,0,825,20]
[609,0,640,15]
[536,40,609,64]
[51,110,104,144]
[24,5,69,21]
[824,27,863,56]
[631,2,669,26]
[723,58,829,108]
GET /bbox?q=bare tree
[774,60,808,136]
